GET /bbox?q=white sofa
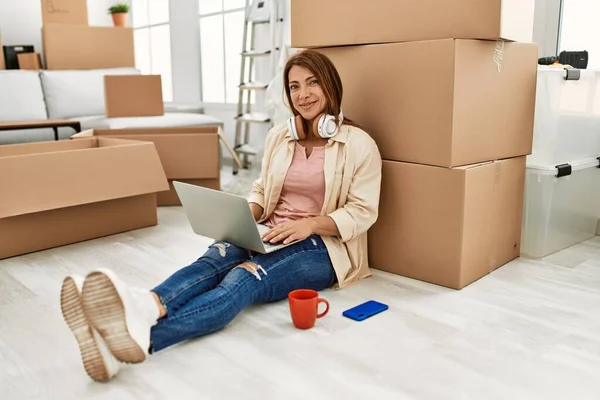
[0,67,222,145]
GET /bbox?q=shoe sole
[82,271,147,364]
[60,277,112,382]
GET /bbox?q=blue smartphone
[342,300,389,321]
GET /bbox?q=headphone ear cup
[287,115,306,140]
[317,114,338,138]
[312,114,324,138]
[286,117,298,140]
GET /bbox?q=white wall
[0,0,44,54]
[0,0,130,59]
[533,0,562,57]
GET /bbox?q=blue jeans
[149,234,336,352]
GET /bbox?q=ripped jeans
[149,234,336,352]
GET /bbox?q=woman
[60,49,382,382]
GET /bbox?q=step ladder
[233,0,283,174]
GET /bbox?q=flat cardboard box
[105,75,164,118]
[368,157,526,290]
[318,39,538,168]
[41,0,88,25]
[42,25,134,70]
[0,137,169,260]
[17,53,43,70]
[72,127,224,206]
[291,0,535,48]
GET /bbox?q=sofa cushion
[0,128,56,145]
[72,113,223,130]
[41,67,141,119]
[0,71,48,121]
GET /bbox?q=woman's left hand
[262,219,314,245]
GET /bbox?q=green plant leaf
[108,2,130,14]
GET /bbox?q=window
[131,0,173,101]
[199,0,246,103]
[559,0,599,69]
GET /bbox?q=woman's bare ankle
[152,292,167,319]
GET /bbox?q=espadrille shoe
[81,269,160,364]
[60,275,121,382]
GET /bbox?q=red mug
[288,289,330,329]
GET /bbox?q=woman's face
[288,65,326,121]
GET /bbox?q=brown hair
[283,49,359,130]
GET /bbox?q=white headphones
[287,109,344,140]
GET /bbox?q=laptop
[173,181,297,254]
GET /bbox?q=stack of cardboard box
[291,0,539,289]
[66,74,225,206]
[41,0,134,70]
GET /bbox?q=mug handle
[317,298,330,318]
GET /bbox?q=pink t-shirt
[266,142,326,227]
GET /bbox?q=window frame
[198,3,247,105]
[131,0,174,102]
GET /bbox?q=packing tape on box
[494,40,505,72]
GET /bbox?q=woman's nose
[299,86,310,99]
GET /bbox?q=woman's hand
[262,219,314,245]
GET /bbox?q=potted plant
[108,2,130,27]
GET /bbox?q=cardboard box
[318,39,538,168]
[0,137,169,260]
[41,0,88,26]
[42,25,134,70]
[368,157,526,290]
[291,0,535,48]
[72,127,224,206]
[17,53,43,70]
[104,75,165,118]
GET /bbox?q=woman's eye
[310,80,318,85]
[290,85,298,90]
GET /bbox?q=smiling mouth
[299,100,317,108]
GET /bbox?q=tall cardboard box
[72,127,223,206]
[292,0,535,48]
[368,156,526,289]
[42,25,135,70]
[317,39,538,167]
[0,138,169,260]
[41,0,88,26]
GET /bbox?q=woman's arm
[308,216,340,236]
[249,202,264,222]
[247,128,278,220]
[247,174,265,218]
[327,139,382,242]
